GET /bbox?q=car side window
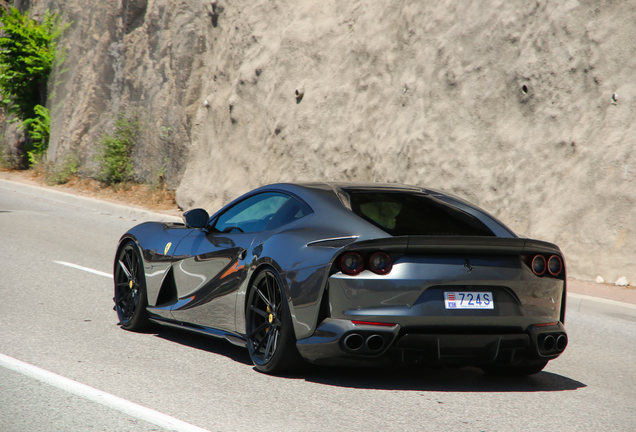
[213,192,290,234]
[266,197,312,231]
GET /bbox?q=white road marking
[54,261,113,279]
[0,353,212,432]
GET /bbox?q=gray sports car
[113,182,567,375]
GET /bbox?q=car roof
[267,182,516,238]
[212,182,516,239]
[254,182,444,211]
[296,181,424,192]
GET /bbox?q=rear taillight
[337,251,393,276]
[548,255,563,276]
[531,255,546,276]
[368,252,392,275]
[339,252,364,275]
[530,254,564,277]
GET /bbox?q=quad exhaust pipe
[365,334,385,351]
[542,335,555,351]
[539,333,568,353]
[556,334,568,351]
[343,333,365,351]
[343,333,386,353]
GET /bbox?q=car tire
[113,241,150,331]
[481,360,548,377]
[246,268,303,374]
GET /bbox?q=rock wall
[35,0,207,188]
[25,0,636,283]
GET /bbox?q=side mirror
[183,208,209,229]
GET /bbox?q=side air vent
[155,267,178,306]
[307,236,358,248]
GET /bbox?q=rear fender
[236,260,285,338]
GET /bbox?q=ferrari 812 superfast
[113,182,567,375]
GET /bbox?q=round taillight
[548,255,562,276]
[368,252,392,275]
[531,255,546,276]
[339,252,364,276]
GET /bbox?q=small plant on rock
[22,104,50,165]
[46,152,78,185]
[96,112,140,185]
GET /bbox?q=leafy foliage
[0,8,64,120]
[96,113,140,185]
[0,8,68,167]
[22,104,49,164]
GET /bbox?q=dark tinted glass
[347,191,495,237]
[213,192,289,233]
[266,197,312,231]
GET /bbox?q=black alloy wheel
[113,241,150,331]
[246,269,302,374]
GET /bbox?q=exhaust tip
[556,334,568,351]
[542,335,555,351]
[343,333,364,351]
[365,334,385,351]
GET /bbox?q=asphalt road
[1,188,635,432]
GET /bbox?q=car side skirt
[149,317,247,348]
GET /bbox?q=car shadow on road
[152,327,253,366]
[150,326,586,392]
[293,365,587,392]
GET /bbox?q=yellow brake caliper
[266,305,272,332]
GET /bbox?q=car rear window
[346,191,496,237]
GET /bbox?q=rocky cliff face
[33,0,207,187]
[22,0,636,283]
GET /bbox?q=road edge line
[0,178,181,223]
[0,353,212,432]
[54,261,113,278]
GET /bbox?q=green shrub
[96,113,140,185]
[46,152,78,185]
[0,8,64,119]
[22,104,50,164]
[0,8,67,165]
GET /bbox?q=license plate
[444,292,494,309]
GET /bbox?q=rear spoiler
[345,236,562,256]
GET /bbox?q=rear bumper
[296,318,567,367]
